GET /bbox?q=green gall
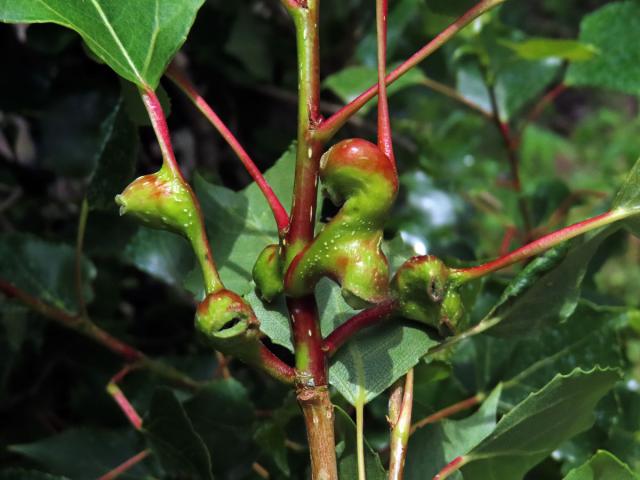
[115,165,197,238]
[284,139,398,308]
[252,244,284,302]
[391,255,463,336]
[195,290,261,359]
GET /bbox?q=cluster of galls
[116,164,264,357]
[253,138,466,337]
[117,140,466,348]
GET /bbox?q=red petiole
[451,208,634,283]
[376,0,395,167]
[166,64,290,234]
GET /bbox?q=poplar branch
[0,278,201,390]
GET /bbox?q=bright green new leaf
[459,368,620,479]
[501,38,598,62]
[0,0,205,87]
[566,2,640,95]
[563,450,638,480]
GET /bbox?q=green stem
[139,87,224,295]
[285,0,327,386]
[356,397,366,480]
[388,369,414,480]
[75,197,90,319]
[287,2,323,253]
[285,2,338,478]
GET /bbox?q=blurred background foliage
[1,0,640,479]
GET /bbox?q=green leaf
[123,227,198,290]
[0,234,95,313]
[330,320,438,405]
[405,385,502,480]
[195,143,295,294]
[328,276,438,404]
[323,65,427,115]
[613,157,640,236]
[87,98,138,211]
[427,0,477,17]
[563,450,638,480]
[183,379,257,476]
[9,429,149,480]
[224,10,271,81]
[456,58,559,120]
[566,1,640,95]
[355,0,423,65]
[253,275,438,405]
[143,387,213,480]
[459,368,620,479]
[39,91,119,178]
[0,0,205,87]
[467,304,624,408]
[251,278,353,352]
[488,228,615,336]
[493,242,570,310]
[245,289,292,350]
[0,470,70,480]
[501,38,598,62]
[334,405,386,480]
[614,157,640,210]
[254,422,290,476]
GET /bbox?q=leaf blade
[0,0,205,87]
[460,368,620,479]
